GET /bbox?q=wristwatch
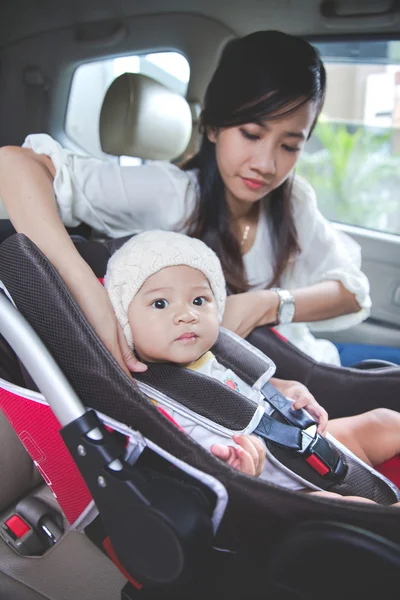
[270,288,295,325]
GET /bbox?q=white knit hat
[104,230,227,348]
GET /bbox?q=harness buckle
[300,426,347,482]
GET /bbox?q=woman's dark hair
[182,30,326,293]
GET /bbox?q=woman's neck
[225,190,261,221]
[227,198,261,254]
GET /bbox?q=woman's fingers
[116,323,148,373]
[222,292,273,338]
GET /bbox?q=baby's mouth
[176,332,198,341]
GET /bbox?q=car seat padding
[1,234,400,552]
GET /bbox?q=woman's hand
[210,434,266,477]
[270,377,328,435]
[116,322,148,373]
[77,275,147,375]
[221,290,279,338]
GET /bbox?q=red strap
[270,327,288,342]
[157,406,186,432]
[103,537,143,589]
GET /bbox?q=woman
[0,30,388,371]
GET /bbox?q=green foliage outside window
[297,120,400,235]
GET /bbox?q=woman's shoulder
[150,160,199,187]
[22,134,200,233]
[23,133,199,184]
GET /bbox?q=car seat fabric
[0,376,94,525]
[247,325,400,419]
[2,234,400,558]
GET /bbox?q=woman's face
[207,100,318,214]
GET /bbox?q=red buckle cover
[305,454,330,476]
[5,515,30,539]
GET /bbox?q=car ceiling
[1,0,400,49]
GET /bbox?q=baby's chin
[169,345,207,366]
[174,351,204,367]
[137,347,205,366]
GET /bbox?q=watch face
[280,302,295,324]
[279,292,295,324]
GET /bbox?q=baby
[105,230,400,504]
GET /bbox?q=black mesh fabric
[331,448,398,504]
[2,234,400,553]
[135,362,259,430]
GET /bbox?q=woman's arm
[0,146,145,374]
[288,280,361,321]
[222,280,360,339]
[223,178,368,338]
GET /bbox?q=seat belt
[256,382,347,483]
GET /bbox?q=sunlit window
[298,40,400,235]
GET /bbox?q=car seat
[3,232,400,600]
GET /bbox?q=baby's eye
[193,296,207,306]
[151,299,169,309]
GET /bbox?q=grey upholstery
[0,485,126,600]
[99,72,192,160]
[0,409,126,599]
[0,410,42,512]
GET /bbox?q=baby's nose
[176,307,198,323]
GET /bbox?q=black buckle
[300,427,347,482]
[0,496,64,557]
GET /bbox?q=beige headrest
[99,73,192,160]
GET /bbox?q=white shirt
[22,133,371,365]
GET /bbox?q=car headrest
[99,72,192,160]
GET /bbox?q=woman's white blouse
[23,134,372,366]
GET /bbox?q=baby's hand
[271,378,328,435]
[210,434,266,477]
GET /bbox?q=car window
[65,52,190,164]
[298,39,400,236]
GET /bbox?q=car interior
[0,1,400,599]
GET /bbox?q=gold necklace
[241,224,250,246]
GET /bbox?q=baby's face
[128,265,220,366]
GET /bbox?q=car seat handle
[0,291,100,436]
